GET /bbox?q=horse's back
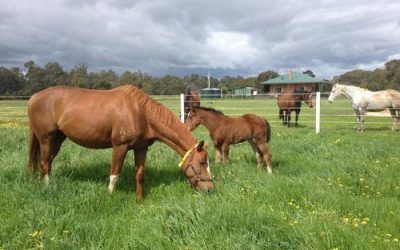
[28,86,147,148]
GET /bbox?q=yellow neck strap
[178,143,198,168]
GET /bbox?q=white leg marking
[108,175,119,193]
[43,174,49,186]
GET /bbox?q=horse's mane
[198,106,224,115]
[118,85,196,145]
[338,84,368,92]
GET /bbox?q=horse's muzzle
[195,180,214,191]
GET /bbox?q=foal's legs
[214,145,222,163]
[221,143,230,164]
[39,131,66,185]
[108,144,129,193]
[249,140,263,173]
[258,143,273,174]
[134,147,148,200]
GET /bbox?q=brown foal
[185,107,272,173]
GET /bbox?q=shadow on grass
[56,161,185,194]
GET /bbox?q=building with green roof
[262,71,325,96]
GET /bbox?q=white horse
[328,83,400,131]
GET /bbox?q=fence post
[316,91,321,134]
[180,93,185,123]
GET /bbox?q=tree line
[331,59,400,91]
[0,60,278,96]
[0,59,399,96]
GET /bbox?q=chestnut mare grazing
[184,90,200,122]
[277,90,313,127]
[28,85,213,199]
[186,107,272,173]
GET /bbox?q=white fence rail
[179,91,399,134]
[1,93,398,133]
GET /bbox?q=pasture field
[0,97,399,249]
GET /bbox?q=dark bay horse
[277,90,313,127]
[28,85,213,199]
[184,90,200,122]
[185,107,272,173]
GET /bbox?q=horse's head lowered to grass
[179,141,213,191]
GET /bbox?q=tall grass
[0,98,399,249]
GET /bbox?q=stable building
[201,87,222,98]
[226,86,256,97]
[262,71,324,96]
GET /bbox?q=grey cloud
[0,0,399,79]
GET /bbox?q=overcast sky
[1,0,399,79]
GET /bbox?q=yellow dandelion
[359,178,364,182]
[342,218,349,224]
[393,238,399,243]
[29,230,44,237]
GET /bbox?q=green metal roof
[262,72,323,85]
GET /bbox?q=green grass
[0,98,399,249]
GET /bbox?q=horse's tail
[264,119,271,143]
[27,124,40,173]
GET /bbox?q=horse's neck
[199,109,226,132]
[145,102,196,156]
[341,86,360,101]
[294,94,304,102]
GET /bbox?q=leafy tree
[43,62,67,86]
[302,70,315,78]
[69,64,88,88]
[151,75,186,95]
[0,67,24,95]
[255,70,278,90]
[119,71,138,86]
[23,60,46,94]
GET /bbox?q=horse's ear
[196,140,205,151]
